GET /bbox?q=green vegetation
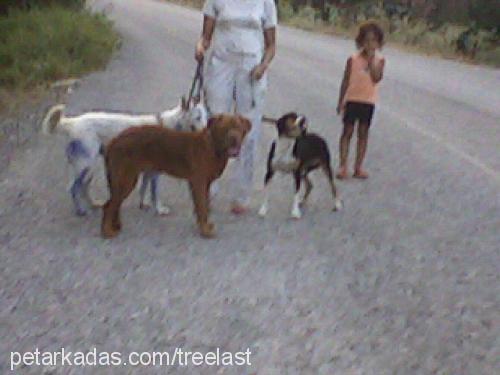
[277,0,499,67]
[0,0,87,15]
[0,3,119,112]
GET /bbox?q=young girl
[336,21,385,179]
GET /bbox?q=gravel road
[1,0,499,373]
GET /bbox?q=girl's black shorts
[343,101,375,126]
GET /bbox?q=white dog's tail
[41,104,71,135]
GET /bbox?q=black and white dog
[258,112,343,219]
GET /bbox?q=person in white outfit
[195,0,277,214]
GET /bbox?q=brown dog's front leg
[190,180,215,238]
[102,200,119,238]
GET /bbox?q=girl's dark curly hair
[355,21,385,49]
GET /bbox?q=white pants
[204,51,267,206]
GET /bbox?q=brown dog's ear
[207,115,227,156]
[238,115,252,133]
[207,115,219,128]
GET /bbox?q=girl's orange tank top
[344,52,383,105]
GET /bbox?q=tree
[468,0,500,31]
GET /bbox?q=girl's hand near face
[365,48,376,59]
[368,55,385,83]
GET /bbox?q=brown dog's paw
[113,221,122,231]
[101,225,119,239]
[199,222,216,238]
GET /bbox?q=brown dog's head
[207,114,252,158]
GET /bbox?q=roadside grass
[279,2,499,67]
[163,0,499,68]
[0,5,119,113]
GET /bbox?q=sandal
[336,166,349,180]
[230,202,249,215]
[353,169,369,179]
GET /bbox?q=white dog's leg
[149,174,170,216]
[69,167,91,216]
[139,173,150,210]
[80,163,105,209]
[210,180,220,200]
[154,202,171,216]
[66,139,99,216]
[82,172,97,209]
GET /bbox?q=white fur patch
[155,203,171,216]
[271,138,297,173]
[258,201,268,217]
[291,192,302,219]
[334,198,343,211]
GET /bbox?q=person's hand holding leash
[195,16,215,62]
[195,38,206,62]
[251,63,267,81]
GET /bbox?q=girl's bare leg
[353,122,370,178]
[337,122,355,179]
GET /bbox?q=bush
[0,6,119,90]
[278,0,295,22]
[0,0,86,15]
[476,46,500,67]
[468,0,500,32]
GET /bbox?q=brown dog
[101,114,251,238]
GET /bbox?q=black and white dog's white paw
[258,203,268,218]
[290,196,302,219]
[333,198,343,211]
[290,206,302,219]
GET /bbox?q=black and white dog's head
[275,112,308,138]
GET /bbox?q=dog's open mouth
[227,146,241,157]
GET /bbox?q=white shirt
[203,0,277,58]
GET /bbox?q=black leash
[262,116,277,123]
[187,60,271,119]
[187,60,204,105]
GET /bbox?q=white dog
[41,98,208,216]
